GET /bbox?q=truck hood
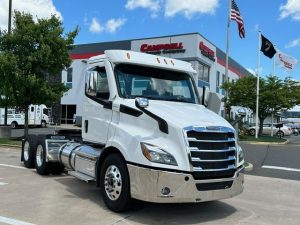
[121,100,233,130]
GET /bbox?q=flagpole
[255,31,261,139]
[271,45,276,137]
[224,0,232,119]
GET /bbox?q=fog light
[161,187,171,196]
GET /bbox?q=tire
[276,130,284,138]
[100,154,132,212]
[41,120,47,128]
[35,135,64,175]
[11,121,18,129]
[249,129,255,136]
[22,135,38,168]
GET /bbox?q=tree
[0,11,78,136]
[223,76,300,135]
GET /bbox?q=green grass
[0,138,22,146]
[239,135,287,143]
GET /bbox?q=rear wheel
[22,135,38,168]
[249,129,255,136]
[35,135,64,175]
[100,154,132,212]
[11,121,18,129]
[276,130,284,138]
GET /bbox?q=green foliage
[0,11,78,110]
[222,75,300,134]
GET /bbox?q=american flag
[231,0,245,38]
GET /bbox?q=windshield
[115,64,198,104]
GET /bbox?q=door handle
[85,120,88,133]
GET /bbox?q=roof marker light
[171,60,174,66]
[127,52,131,59]
[164,59,168,64]
[156,58,161,63]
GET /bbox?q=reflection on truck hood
[126,100,233,130]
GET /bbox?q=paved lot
[240,135,300,181]
[0,147,299,225]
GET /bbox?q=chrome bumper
[128,164,244,203]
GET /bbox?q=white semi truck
[0,104,50,128]
[21,50,244,212]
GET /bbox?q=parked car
[248,124,293,137]
[285,124,299,136]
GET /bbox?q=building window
[222,74,225,85]
[66,68,73,89]
[216,71,220,88]
[198,63,210,82]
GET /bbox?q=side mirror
[275,123,283,128]
[201,86,210,106]
[135,97,149,109]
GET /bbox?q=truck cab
[22,50,244,212]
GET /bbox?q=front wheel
[100,154,132,212]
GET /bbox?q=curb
[239,140,289,145]
[0,144,21,148]
[244,162,253,172]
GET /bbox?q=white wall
[61,60,87,116]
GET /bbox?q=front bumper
[128,164,244,203]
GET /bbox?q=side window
[86,67,110,100]
[31,107,34,112]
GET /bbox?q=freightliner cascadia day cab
[21,50,245,212]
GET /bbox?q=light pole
[4,0,12,126]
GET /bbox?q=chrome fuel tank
[58,143,101,178]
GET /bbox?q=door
[29,105,36,125]
[84,63,113,144]
[35,105,42,125]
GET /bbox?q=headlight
[237,145,244,167]
[140,143,178,166]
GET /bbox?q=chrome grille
[184,126,237,180]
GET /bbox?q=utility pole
[4,0,12,126]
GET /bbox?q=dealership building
[57,32,252,124]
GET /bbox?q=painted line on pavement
[0,182,8,186]
[0,216,36,225]
[262,165,300,172]
[0,163,26,170]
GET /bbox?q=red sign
[199,41,215,61]
[140,42,185,54]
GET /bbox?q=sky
[0,0,299,80]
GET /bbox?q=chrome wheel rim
[104,165,122,201]
[23,141,30,161]
[36,145,43,167]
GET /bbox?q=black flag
[260,35,277,58]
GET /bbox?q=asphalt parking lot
[0,146,299,225]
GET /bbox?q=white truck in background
[21,50,244,212]
[0,104,50,128]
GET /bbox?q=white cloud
[105,18,126,33]
[285,38,300,48]
[279,0,300,21]
[88,17,126,34]
[246,68,255,75]
[125,0,160,17]
[89,18,104,33]
[0,0,62,30]
[164,0,219,18]
[247,67,262,75]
